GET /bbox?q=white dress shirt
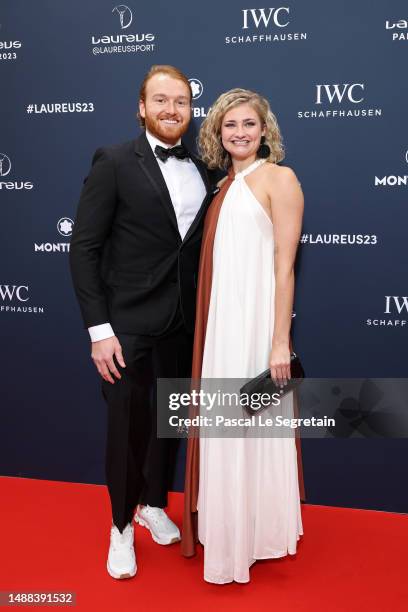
[88,130,206,342]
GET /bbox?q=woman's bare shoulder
[262,163,304,213]
[262,162,300,187]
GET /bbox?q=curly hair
[199,88,284,169]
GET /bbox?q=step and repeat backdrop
[1,1,407,512]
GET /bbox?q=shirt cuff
[88,323,115,343]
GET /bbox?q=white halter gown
[197,159,303,584]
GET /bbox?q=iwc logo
[366,296,408,328]
[225,7,308,45]
[297,83,382,120]
[0,284,45,315]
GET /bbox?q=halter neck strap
[229,158,266,180]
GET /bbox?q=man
[69,65,213,579]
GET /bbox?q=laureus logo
[0,153,11,177]
[112,5,133,29]
[0,154,33,190]
[0,37,22,61]
[90,5,155,55]
[385,18,408,41]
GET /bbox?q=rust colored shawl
[181,174,306,557]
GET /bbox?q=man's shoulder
[96,138,137,161]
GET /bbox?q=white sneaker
[135,505,181,545]
[107,523,137,579]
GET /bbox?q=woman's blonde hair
[199,88,284,169]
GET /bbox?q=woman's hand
[269,342,291,387]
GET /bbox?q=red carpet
[1,477,407,611]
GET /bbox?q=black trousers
[102,322,193,532]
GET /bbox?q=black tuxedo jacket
[69,132,214,336]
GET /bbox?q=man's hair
[137,65,191,128]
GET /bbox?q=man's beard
[144,114,188,145]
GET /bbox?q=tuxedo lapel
[133,133,213,244]
[188,149,211,193]
[134,133,179,234]
[182,145,214,244]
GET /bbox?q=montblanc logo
[112,5,133,29]
[385,18,408,41]
[90,5,156,55]
[374,150,408,187]
[365,295,407,328]
[189,78,203,100]
[57,217,74,237]
[34,218,74,253]
[298,83,382,120]
[0,153,34,190]
[225,7,307,45]
[189,78,208,118]
[0,284,45,315]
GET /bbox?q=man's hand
[91,336,126,384]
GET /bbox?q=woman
[182,88,304,583]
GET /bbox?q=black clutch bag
[240,353,304,416]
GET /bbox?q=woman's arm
[268,166,304,384]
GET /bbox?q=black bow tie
[155,144,189,163]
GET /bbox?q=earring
[257,136,270,159]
